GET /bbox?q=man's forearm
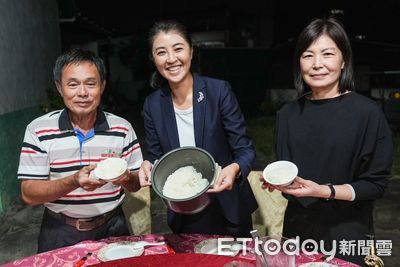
[21,174,79,205]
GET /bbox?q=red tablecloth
[90,253,254,267]
[1,234,360,267]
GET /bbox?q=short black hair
[53,48,106,82]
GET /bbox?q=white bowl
[263,160,298,186]
[94,158,128,181]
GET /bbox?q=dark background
[56,0,400,124]
[58,0,400,46]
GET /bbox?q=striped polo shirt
[17,109,143,218]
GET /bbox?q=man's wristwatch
[326,183,336,200]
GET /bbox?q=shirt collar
[58,108,110,131]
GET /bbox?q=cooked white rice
[267,168,293,184]
[162,166,209,199]
[95,158,127,180]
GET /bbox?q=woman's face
[300,34,344,92]
[152,30,193,85]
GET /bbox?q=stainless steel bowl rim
[151,146,216,202]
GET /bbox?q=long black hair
[293,17,355,96]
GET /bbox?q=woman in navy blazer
[138,20,258,237]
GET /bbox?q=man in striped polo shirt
[17,48,143,252]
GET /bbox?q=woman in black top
[262,17,393,265]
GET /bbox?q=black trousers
[283,200,374,266]
[38,206,129,253]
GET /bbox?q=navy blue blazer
[143,73,258,225]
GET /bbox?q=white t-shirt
[174,106,196,147]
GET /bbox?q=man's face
[56,61,105,117]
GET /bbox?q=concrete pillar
[0,0,61,212]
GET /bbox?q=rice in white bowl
[263,160,298,186]
[95,158,127,180]
[267,168,294,184]
[162,166,209,199]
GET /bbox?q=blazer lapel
[160,88,180,149]
[193,74,206,147]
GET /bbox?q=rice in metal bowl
[162,166,209,199]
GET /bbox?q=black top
[275,92,393,206]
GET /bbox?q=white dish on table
[97,241,144,261]
[194,238,241,256]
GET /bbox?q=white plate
[263,160,298,186]
[299,262,338,267]
[94,158,128,181]
[97,241,144,262]
[194,239,241,256]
